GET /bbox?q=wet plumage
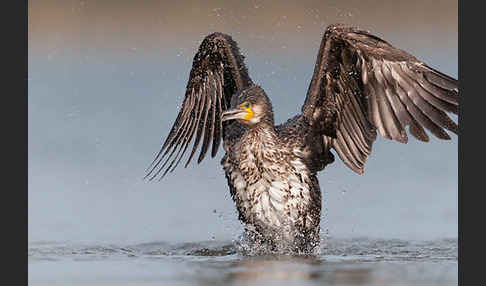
[146,24,458,254]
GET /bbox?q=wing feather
[186,82,211,166]
[145,91,196,180]
[301,24,458,174]
[367,78,389,139]
[184,85,206,168]
[373,60,407,142]
[394,64,455,137]
[211,72,224,157]
[198,75,218,163]
[341,105,370,156]
[171,87,204,172]
[146,33,253,180]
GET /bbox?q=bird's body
[221,112,329,253]
[146,24,458,254]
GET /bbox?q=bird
[145,24,458,254]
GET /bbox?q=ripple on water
[28,237,457,263]
[28,238,457,286]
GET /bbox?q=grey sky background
[28,0,457,245]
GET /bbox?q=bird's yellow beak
[221,106,254,122]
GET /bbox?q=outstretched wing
[301,24,458,174]
[146,33,253,180]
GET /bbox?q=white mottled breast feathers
[222,133,314,232]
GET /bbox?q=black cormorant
[145,24,458,254]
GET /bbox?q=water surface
[29,238,457,286]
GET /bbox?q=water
[29,238,457,286]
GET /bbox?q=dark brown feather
[301,24,458,174]
[211,73,224,157]
[198,75,218,163]
[146,32,253,180]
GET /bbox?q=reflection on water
[29,238,457,286]
[219,258,455,286]
[226,256,323,282]
[192,254,455,286]
[221,256,372,286]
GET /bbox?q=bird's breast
[222,149,315,233]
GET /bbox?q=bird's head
[221,85,274,126]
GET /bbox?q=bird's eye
[243,102,251,109]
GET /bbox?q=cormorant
[145,24,458,254]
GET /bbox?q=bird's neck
[244,123,278,147]
[237,124,280,184]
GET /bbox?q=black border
[459,1,480,285]
[9,0,27,285]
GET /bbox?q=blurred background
[28,0,457,245]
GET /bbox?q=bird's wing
[146,33,253,180]
[301,24,458,174]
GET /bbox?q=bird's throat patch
[243,107,254,121]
